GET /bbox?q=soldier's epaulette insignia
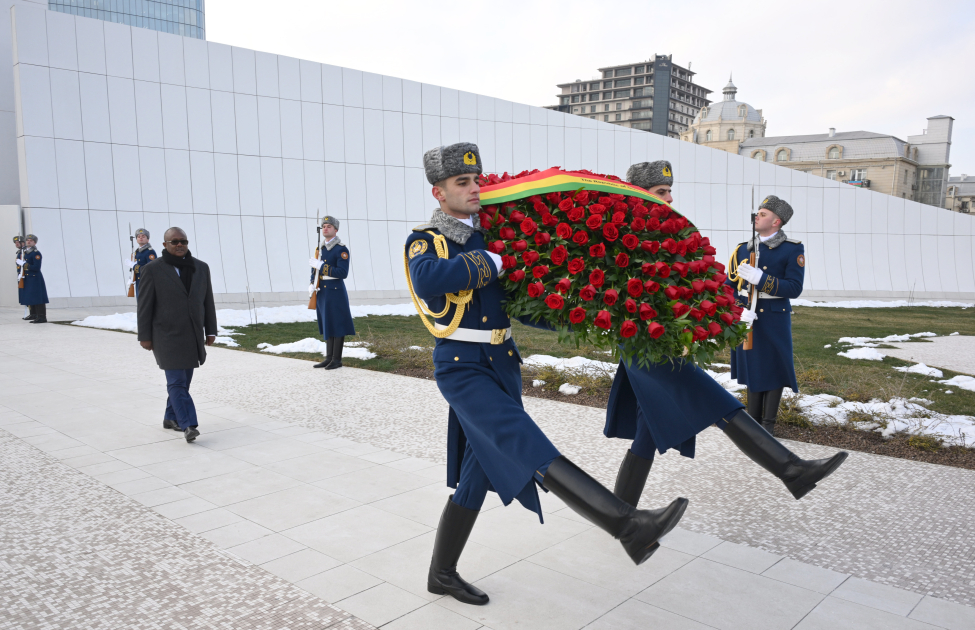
[409,239,428,259]
[341,251,349,260]
[412,223,435,233]
[786,238,802,244]
[149,254,155,259]
[35,254,40,259]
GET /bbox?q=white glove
[15,259,24,267]
[737,262,763,285]
[486,251,503,274]
[741,310,758,324]
[308,282,317,297]
[127,260,137,270]
[309,258,324,270]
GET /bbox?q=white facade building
[3,1,974,306]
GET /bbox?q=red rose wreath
[478,168,747,367]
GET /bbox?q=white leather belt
[320,275,338,281]
[759,293,782,299]
[435,323,512,344]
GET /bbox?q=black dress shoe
[313,359,332,368]
[428,498,489,605]
[184,427,200,442]
[163,418,180,430]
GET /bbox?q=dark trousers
[164,369,197,430]
[452,440,553,511]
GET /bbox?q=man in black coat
[137,227,218,443]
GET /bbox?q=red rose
[574,190,589,205]
[480,214,493,229]
[671,262,689,277]
[691,280,705,294]
[693,326,709,342]
[499,227,515,240]
[723,284,735,296]
[708,321,723,337]
[715,295,731,307]
[660,218,678,234]
[603,288,619,306]
[594,310,612,330]
[677,242,688,257]
[603,223,619,242]
[512,240,528,252]
[647,321,666,338]
[534,232,551,246]
[533,201,548,214]
[532,265,549,279]
[482,205,498,217]
[664,286,680,300]
[704,279,720,293]
[508,269,525,282]
[620,320,638,338]
[568,258,585,275]
[586,214,603,230]
[644,280,660,293]
[501,255,516,270]
[551,245,568,266]
[642,262,656,276]
[712,273,728,284]
[689,308,705,322]
[704,245,717,255]
[612,211,627,225]
[672,302,691,318]
[713,261,726,274]
[588,203,607,215]
[630,217,646,232]
[700,300,717,316]
[676,216,689,230]
[555,222,573,239]
[613,201,628,214]
[679,287,693,299]
[558,198,573,212]
[567,207,585,222]
[662,238,678,254]
[527,281,544,298]
[624,298,637,314]
[646,216,661,231]
[488,240,505,254]
[685,237,700,254]
[494,213,506,227]
[720,312,734,325]
[656,262,671,278]
[556,278,572,294]
[545,294,565,310]
[521,218,538,236]
[589,243,606,258]
[639,304,657,320]
[509,210,526,224]
[572,231,590,246]
[632,205,648,218]
[589,268,605,288]
[626,278,643,298]
[641,240,660,254]
[621,234,639,251]
[541,213,559,227]
[569,306,587,324]
[579,284,597,301]
[615,252,629,268]
[521,250,539,266]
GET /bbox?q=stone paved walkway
[886,336,975,377]
[1,310,974,629]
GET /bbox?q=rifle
[126,223,136,297]
[16,242,24,289]
[308,212,321,310]
[743,186,760,350]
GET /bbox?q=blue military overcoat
[19,248,48,305]
[16,250,25,305]
[133,245,157,296]
[312,239,356,338]
[727,237,805,392]
[406,223,560,520]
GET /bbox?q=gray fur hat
[12,235,23,244]
[423,142,482,185]
[759,195,794,225]
[135,228,149,238]
[626,160,673,190]
[322,215,340,230]
[25,234,37,242]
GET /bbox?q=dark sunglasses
[165,239,189,245]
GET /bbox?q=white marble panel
[234,94,260,156]
[497,99,514,124]
[111,144,142,211]
[919,235,941,292]
[260,157,285,216]
[160,84,188,150]
[16,64,53,138]
[363,108,384,166]
[285,216,314,289]
[255,51,279,97]
[854,188,872,235]
[710,184,731,231]
[404,167,426,224]
[838,232,860,291]
[300,102,323,161]
[345,163,367,218]
[141,212,171,254]
[903,200,922,239]
[217,214,247,292]
[280,99,303,159]
[343,219,372,290]
[936,236,958,292]
[690,183,710,229]
[563,127,581,171]
[820,186,839,233]
[494,122,513,174]
[101,22,133,78]
[511,124,530,172]
[530,122,549,166]
[185,87,213,152]
[381,76,403,112]
[869,233,893,292]
[547,127,564,167]
[399,113,421,169]
[46,10,77,70]
[324,162,347,218]
[50,68,83,141]
[886,234,909,291]
[546,107,564,127]
[133,80,163,148]
[191,213,226,292]
[419,83,439,116]
[340,69,362,109]
[322,64,342,105]
[803,231,825,291]
[164,149,192,212]
[343,107,365,164]
[709,148,728,185]
[440,116,459,147]
[628,128,647,165]
[368,221,394,291]
[88,209,124,296]
[382,111,404,167]
[54,139,88,209]
[868,192,888,236]
[476,94,495,121]
[885,196,905,235]
[773,162,791,188]
[83,141,115,210]
[213,152,240,215]
[231,47,256,95]
[322,104,345,162]
[157,32,184,85]
[189,150,217,214]
[78,73,111,143]
[11,3,48,67]
[510,102,528,125]
[528,104,546,127]
[384,166,406,222]
[475,120,494,171]
[362,72,383,110]
[785,187,808,233]
[821,230,845,291]
[239,215,272,292]
[676,184,694,219]
[207,42,233,92]
[257,96,282,157]
[282,158,305,218]
[937,204,955,236]
[579,128,597,172]
[364,164,386,221]
[25,208,66,295]
[918,203,937,236]
[758,160,777,187]
[690,143,709,184]
[741,152,760,188]
[130,27,158,82]
[954,236,975,292]
[278,56,300,101]
[853,232,875,290]
[75,17,105,75]
[421,114,440,158]
[59,209,99,296]
[955,211,973,236]
[210,90,237,154]
[237,155,263,216]
[458,90,477,119]
[183,37,209,89]
[724,184,745,235]
[304,161,326,218]
[613,131,630,178]
[262,216,293,292]
[388,221,411,290]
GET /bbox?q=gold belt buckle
[490,328,506,345]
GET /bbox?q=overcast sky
[208,0,975,177]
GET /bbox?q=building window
[632,99,653,109]
[962,201,970,212]
[728,129,736,140]
[590,105,597,113]
[614,79,631,87]
[631,110,652,119]
[828,146,840,159]
[615,68,632,77]
[561,97,569,105]
[749,129,754,138]
[589,82,599,90]
[571,84,580,93]
[603,92,612,100]
[603,71,613,79]
[826,170,837,180]
[632,120,652,130]
[634,76,644,85]
[604,115,609,122]
[573,108,579,113]
[604,104,610,112]
[635,65,645,73]
[738,105,746,117]
[614,90,631,99]
[752,151,764,161]
[615,113,622,121]
[616,102,622,110]
[776,149,788,162]
[571,95,579,103]
[850,168,866,181]
[705,130,712,141]
[633,87,647,98]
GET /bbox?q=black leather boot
[746,388,764,422]
[313,337,334,368]
[24,305,36,321]
[30,304,47,323]
[761,388,784,434]
[542,457,687,565]
[613,449,654,507]
[723,409,848,499]
[427,497,489,605]
[324,336,344,369]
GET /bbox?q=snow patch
[823,344,831,349]
[559,383,581,395]
[893,363,944,378]
[213,337,239,347]
[793,299,972,309]
[950,332,960,336]
[523,354,617,375]
[838,347,886,361]
[532,380,546,388]
[838,332,936,348]
[257,338,376,360]
[938,375,975,393]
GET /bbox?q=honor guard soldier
[603,163,846,513]
[18,234,49,324]
[406,143,688,607]
[728,195,805,433]
[309,216,354,369]
[128,229,156,297]
[13,235,29,320]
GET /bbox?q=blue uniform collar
[430,208,484,245]
[747,230,787,251]
[322,236,343,251]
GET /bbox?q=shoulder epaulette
[412,223,435,233]
[786,238,802,244]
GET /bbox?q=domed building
[681,77,766,153]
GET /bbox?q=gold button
[454,357,459,361]
[760,309,764,312]
[482,316,488,323]
[489,356,493,361]
[508,350,513,356]
[763,266,767,270]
